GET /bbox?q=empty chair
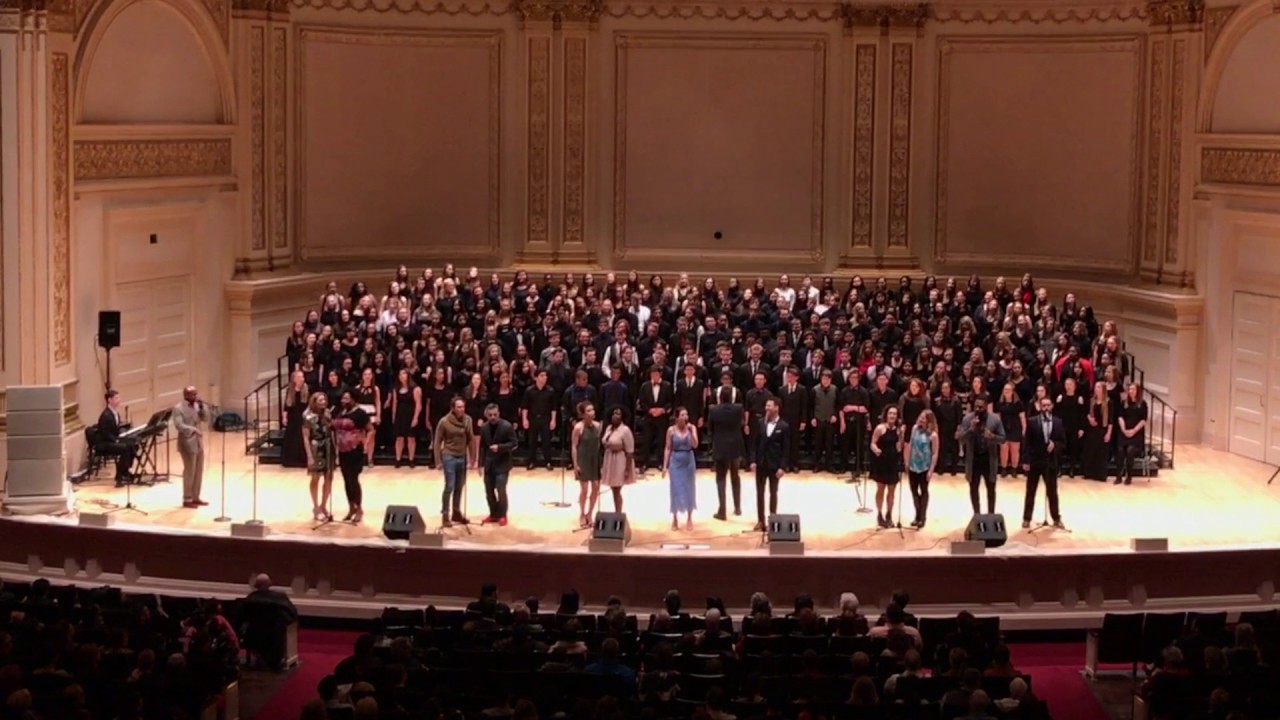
[1086,612,1145,678]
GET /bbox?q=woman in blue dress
[663,407,700,531]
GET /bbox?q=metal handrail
[1118,347,1176,470]
[241,353,291,455]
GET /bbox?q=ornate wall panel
[1201,148,1280,186]
[295,27,502,261]
[850,43,876,251]
[562,35,589,259]
[251,26,267,251]
[270,27,289,250]
[612,34,827,264]
[1203,5,1237,62]
[73,139,234,180]
[52,52,72,366]
[1143,37,1166,266]
[526,35,551,250]
[934,36,1143,273]
[887,41,912,250]
[1164,37,1184,266]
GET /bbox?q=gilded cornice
[233,0,289,11]
[1201,148,1280,187]
[513,0,600,24]
[845,2,928,29]
[1146,0,1202,27]
[73,139,234,181]
[1202,5,1236,61]
[928,1,1147,24]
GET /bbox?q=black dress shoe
[713,511,727,521]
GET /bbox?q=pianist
[97,389,137,485]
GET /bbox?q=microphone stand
[543,422,572,509]
[209,403,231,523]
[246,447,263,526]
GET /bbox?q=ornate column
[555,0,598,265]
[231,0,291,277]
[1140,0,1201,287]
[515,0,556,265]
[841,2,926,270]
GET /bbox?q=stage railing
[1120,347,1176,470]
[242,353,290,455]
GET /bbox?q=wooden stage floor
[67,443,1280,556]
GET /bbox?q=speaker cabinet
[382,505,425,540]
[98,311,121,350]
[767,513,804,555]
[965,513,1007,548]
[589,512,630,553]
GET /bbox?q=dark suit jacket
[98,408,127,442]
[778,384,810,427]
[242,588,298,624]
[708,403,746,461]
[1023,413,1066,468]
[674,378,706,422]
[479,419,519,472]
[637,381,674,419]
[752,418,790,471]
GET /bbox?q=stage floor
[67,443,1280,555]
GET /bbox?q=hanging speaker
[98,311,122,350]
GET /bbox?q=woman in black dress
[1081,380,1112,481]
[493,370,521,425]
[995,383,1025,477]
[898,378,931,431]
[1054,376,1087,476]
[391,369,422,468]
[322,370,347,409]
[281,370,309,468]
[352,368,381,466]
[932,381,962,474]
[869,406,904,528]
[1116,383,1148,485]
[462,372,488,465]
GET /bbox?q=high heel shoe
[342,510,355,522]
[352,509,363,523]
[313,506,324,521]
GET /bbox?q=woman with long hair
[663,407,699,531]
[281,370,309,469]
[1055,376,1087,476]
[352,368,381,466]
[1116,383,1148,484]
[1082,381,1112,482]
[390,369,422,467]
[903,409,939,529]
[571,401,603,528]
[302,392,336,521]
[600,406,636,513]
[462,372,488,467]
[932,380,962,474]
[995,383,1026,477]
[869,406,904,528]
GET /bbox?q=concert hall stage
[2,443,1278,623]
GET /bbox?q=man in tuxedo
[749,397,789,532]
[96,389,136,485]
[959,396,1005,515]
[636,365,673,471]
[241,573,298,671]
[736,344,771,391]
[707,387,746,520]
[480,403,519,525]
[1022,396,1067,529]
[777,367,809,472]
[674,361,707,431]
[838,373,871,476]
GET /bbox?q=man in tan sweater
[434,396,475,527]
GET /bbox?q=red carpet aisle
[254,632,1112,720]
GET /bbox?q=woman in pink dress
[600,406,636,513]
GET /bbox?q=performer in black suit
[1022,395,1067,529]
[479,403,519,525]
[777,367,809,472]
[636,365,674,471]
[707,387,746,520]
[97,389,136,485]
[749,397,789,531]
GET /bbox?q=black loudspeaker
[592,512,630,542]
[965,513,1008,548]
[767,514,802,543]
[382,505,426,540]
[98,311,121,349]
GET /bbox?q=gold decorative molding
[612,35,827,263]
[52,52,71,367]
[1202,5,1237,62]
[1146,0,1203,27]
[846,2,928,30]
[73,139,233,180]
[929,3,1148,24]
[528,35,551,249]
[562,36,588,254]
[888,42,912,249]
[204,0,230,42]
[270,27,288,250]
[288,0,503,13]
[603,1,840,22]
[852,43,875,250]
[1144,38,1166,264]
[1201,148,1280,186]
[294,27,504,260]
[514,0,601,25]
[251,26,266,251]
[1164,38,1185,266]
[234,0,290,11]
[933,37,1144,273]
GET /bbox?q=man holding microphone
[172,386,210,508]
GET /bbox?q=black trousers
[841,421,867,474]
[938,429,960,473]
[484,465,510,519]
[908,470,930,523]
[1119,439,1143,479]
[1022,463,1060,522]
[967,458,996,514]
[714,458,741,514]
[755,464,780,524]
[1062,428,1082,475]
[526,417,553,466]
[106,441,137,480]
[812,421,837,470]
[784,425,801,471]
[339,449,364,506]
[639,416,668,469]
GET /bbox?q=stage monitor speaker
[98,311,121,350]
[589,512,630,553]
[767,513,804,555]
[382,505,425,540]
[965,513,1007,548]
